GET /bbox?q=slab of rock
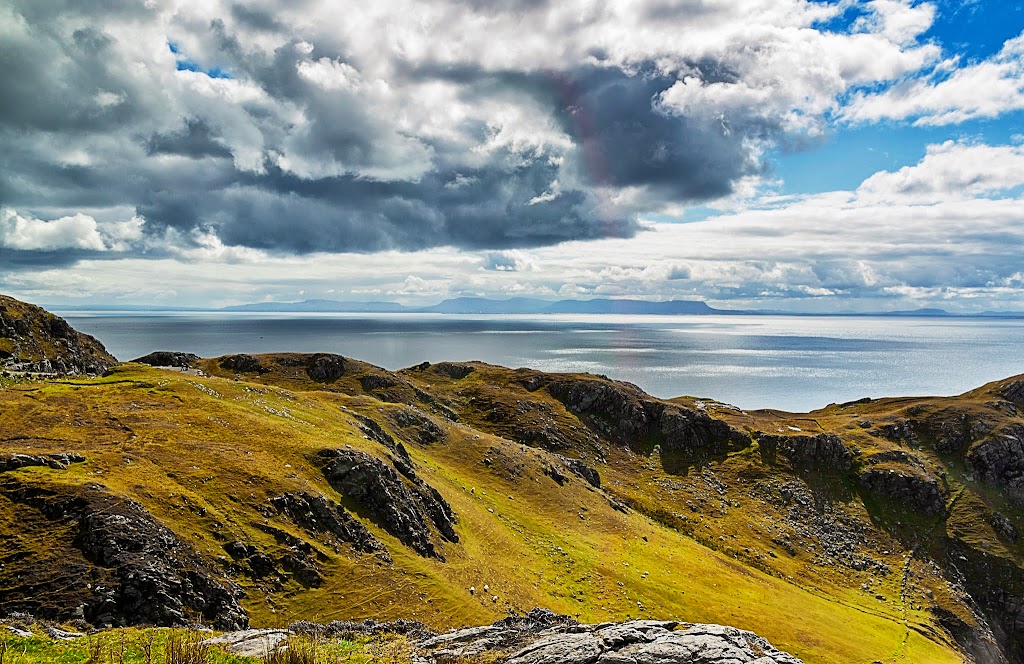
[966,425,1024,504]
[413,616,802,664]
[204,629,289,656]
[307,353,347,382]
[45,626,84,641]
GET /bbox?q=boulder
[203,629,289,657]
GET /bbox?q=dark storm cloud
[144,119,233,158]
[0,0,817,260]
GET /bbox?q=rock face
[1000,379,1024,407]
[966,425,1024,504]
[859,466,945,515]
[0,295,116,375]
[413,615,802,664]
[0,482,247,629]
[130,351,199,368]
[545,377,747,457]
[314,448,457,559]
[758,433,853,473]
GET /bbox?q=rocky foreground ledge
[207,609,802,663]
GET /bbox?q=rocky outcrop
[859,466,945,515]
[966,425,1024,504]
[1000,379,1024,407]
[0,482,247,629]
[314,448,457,559]
[0,295,116,375]
[130,351,199,368]
[413,614,802,664]
[545,377,747,458]
[758,433,853,473]
[307,354,347,382]
[0,453,85,473]
[268,492,388,558]
[389,407,446,445]
[415,362,477,380]
[219,354,269,374]
[553,454,601,488]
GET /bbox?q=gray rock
[1,482,248,630]
[1001,379,1024,407]
[545,377,746,457]
[0,453,86,473]
[203,629,289,657]
[414,617,801,664]
[45,626,84,641]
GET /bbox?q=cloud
[856,141,1024,202]
[0,208,144,253]
[843,30,1024,125]
[0,0,950,260]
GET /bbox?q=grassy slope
[0,362,974,663]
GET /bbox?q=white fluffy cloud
[843,30,1024,125]
[0,209,142,252]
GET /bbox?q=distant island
[42,296,1024,317]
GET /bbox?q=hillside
[0,295,116,375]
[0,303,1022,662]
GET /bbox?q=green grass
[4,360,1020,662]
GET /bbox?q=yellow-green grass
[0,628,385,664]
[0,363,986,662]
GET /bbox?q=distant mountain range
[221,296,720,315]
[43,297,1024,317]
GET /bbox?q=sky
[1,0,1023,312]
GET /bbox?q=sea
[60,312,1024,413]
